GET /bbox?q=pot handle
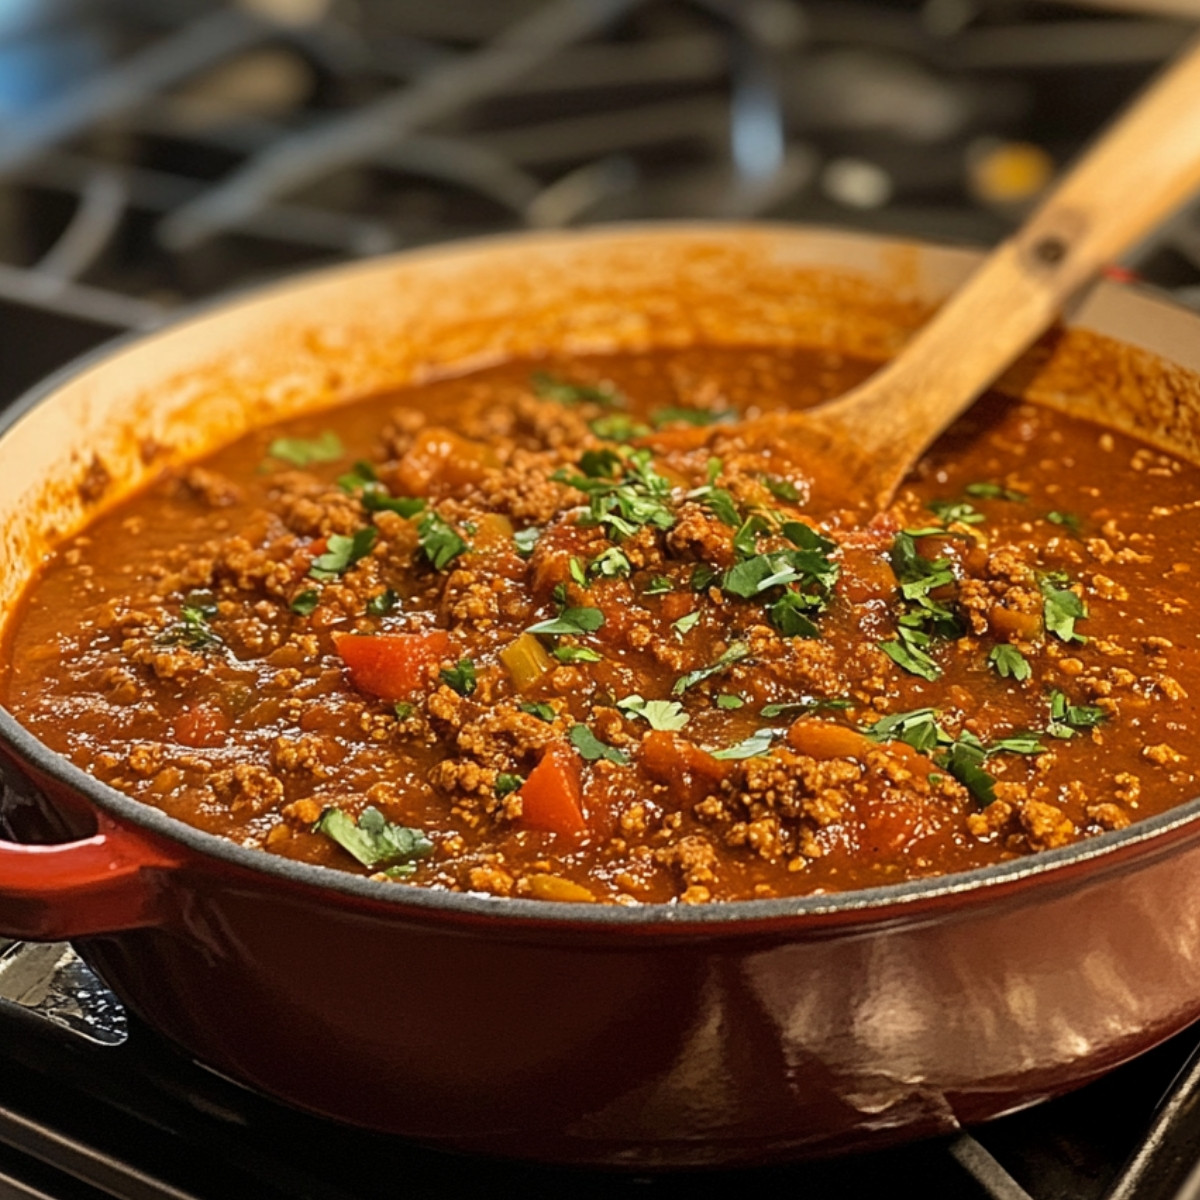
[0,815,179,940]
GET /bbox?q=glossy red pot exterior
[4,227,1200,1167]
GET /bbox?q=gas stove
[5,1,1200,1196]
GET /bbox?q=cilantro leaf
[267,431,343,468]
[555,447,675,540]
[158,592,222,650]
[290,590,319,617]
[360,485,426,518]
[337,460,378,491]
[310,527,378,580]
[617,695,690,732]
[880,627,941,681]
[590,414,650,441]
[519,701,557,722]
[418,512,468,571]
[863,707,945,752]
[763,476,800,502]
[989,645,1031,681]
[672,611,701,638]
[439,658,476,696]
[495,773,524,798]
[569,723,630,764]
[366,588,398,617]
[965,482,1027,502]
[1046,690,1107,738]
[554,645,603,664]
[527,607,605,637]
[651,407,737,427]
[938,738,997,807]
[712,729,780,760]
[672,641,750,695]
[590,547,631,579]
[513,527,541,559]
[1046,510,1082,534]
[769,592,821,638]
[762,698,852,718]
[393,701,414,720]
[313,806,433,871]
[926,499,985,526]
[1040,576,1088,643]
[691,564,720,592]
[644,575,673,595]
[533,371,625,409]
[716,694,745,710]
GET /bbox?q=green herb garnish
[672,611,701,638]
[965,482,1027,502]
[366,588,398,617]
[533,371,625,409]
[418,512,468,571]
[519,701,557,722]
[290,590,319,617]
[716,694,745,710]
[495,773,524,798]
[527,607,605,637]
[644,575,673,595]
[554,645,603,664]
[267,431,343,468]
[569,723,630,764]
[1046,690,1107,739]
[312,806,433,872]
[617,695,690,732]
[650,407,737,428]
[513,527,541,559]
[310,527,378,580]
[1046,511,1082,534]
[988,644,1031,681]
[712,729,780,760]
[1040,574,1088,644]
[440,658,477,696]
[672,641,750,696]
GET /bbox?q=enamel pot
[4,226,1200,1168]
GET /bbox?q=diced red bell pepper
[333,630,451,702]
[518,743,587,836]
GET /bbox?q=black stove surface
[7,1,1200,1197]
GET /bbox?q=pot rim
[4,220,1200,931]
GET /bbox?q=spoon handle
[815,34,1200,463]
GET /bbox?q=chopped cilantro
[1046,510,1082,534]
[158,593,222,650]
[310,527,378,580]
[938,737,997,807]
[337,460,377,491]
[723,547,838,600]
[965,482,1027,502]
[782,521,836,554]
[590,414,650,441]
[554,645,603,664]
[569,723,630,764]
[644,575,673,596]
[1046,690,1107,739]
[716,694,745,710]
[366,588,398,617]
[360,485,426,518]
[712,729,780,760]
[672,641,750,696]
[763,475,800,502]
[418,512,468,571]
[617,695,690,732]
[439,658,477,696]
[1039,575,1088,643]
[312,806,433,871]
[702,487,741,528]
[532,371,625,409]
[926,498,985,526]
[863,707,943,752]
[590,547,631,579]
[880,625,941,681]
[672,611,701,638]
[569,557,588,588]
[769,592,820,638]
[266,431,343,468]
[495,773,524,798]
[393,701,414,720]
[527,607,605,637]
[691,564,720,592]
[650,406,736,427]
[761,698,852,718]
[519,701,557,722]
[555,446,675,541]
[290,589,319,617]
[513,527,541,559]
[989,644,1031,681]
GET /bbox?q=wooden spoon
[747,35,1200,514]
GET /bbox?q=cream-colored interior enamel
[3,223,1200,635]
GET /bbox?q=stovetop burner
[7,1,1200,1196]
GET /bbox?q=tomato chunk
[518,743,587,836]
[333,630,451,702]
[173,704,229,748]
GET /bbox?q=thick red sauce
[3,346,1198,903]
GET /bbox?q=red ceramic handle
[0,815,179,940]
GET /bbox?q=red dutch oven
[4,226,1200,1168]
